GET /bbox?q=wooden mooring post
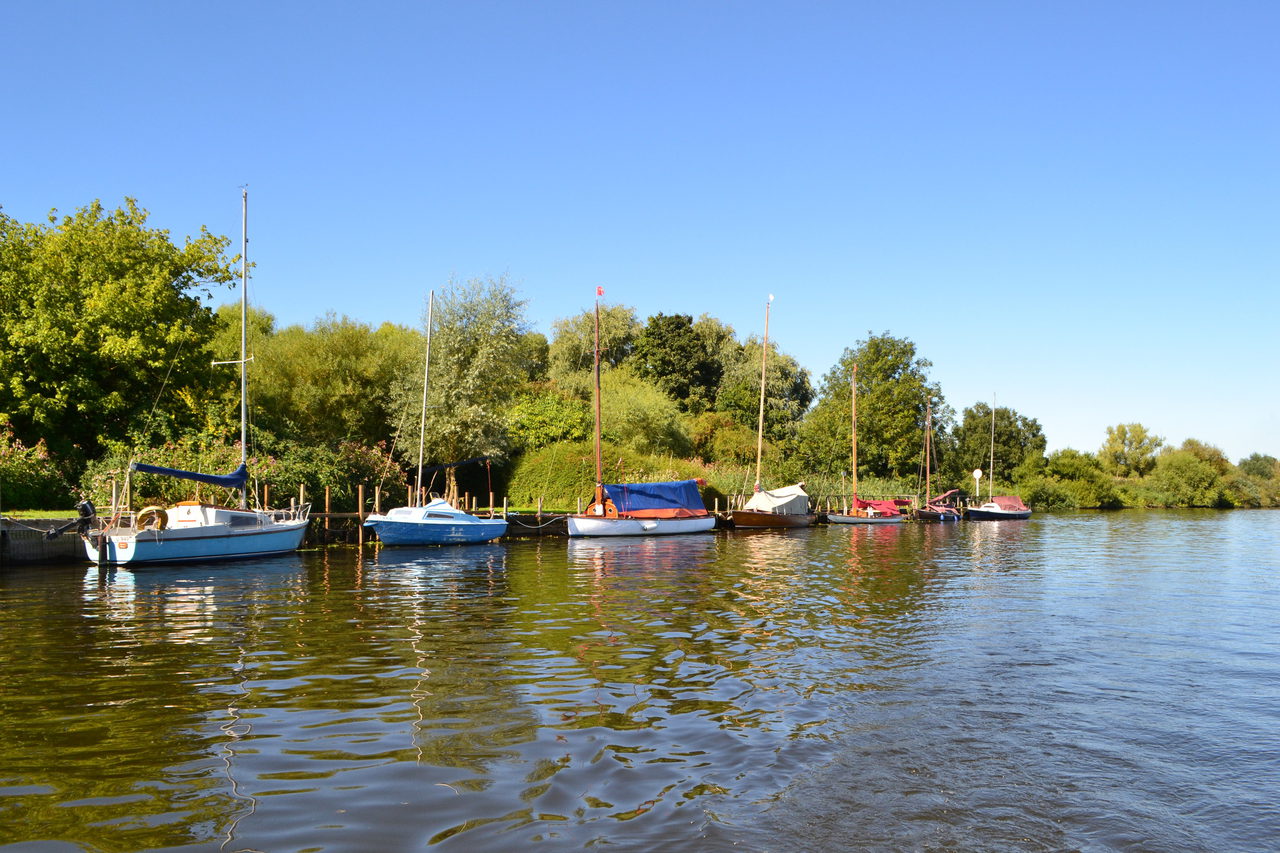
[357,484,365,546]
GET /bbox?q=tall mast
[924,400,932,506]
[239,188,248,509]
[753,295,773,491]
[415,290,434,506]
[592,289,604,506]
[989,394,996,501]
[850,363,858,500]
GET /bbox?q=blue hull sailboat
[82,190,310,565]
[363,290,506,547]
[363,497,508,545]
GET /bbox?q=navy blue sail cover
[130,461,249,490]
[603,480,706,517]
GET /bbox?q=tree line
[2,200,1277,511]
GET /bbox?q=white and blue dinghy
[363,497,507,545]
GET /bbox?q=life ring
[136,506,168,530]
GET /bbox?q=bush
[0,426,73,510]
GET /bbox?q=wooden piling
[357,484,365,546]
[324,486,331,535]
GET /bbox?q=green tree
[1238,453,1278,480]
[247,313,422,449]
[555,367,692,457]
[629,313,723,413]
[388,276,528,500]
[793,333,946,479]
[1020,448,1122,509]
[715,337,813,443]
[514,331,550,382]
[0,199,236,459]
[1099,423,1163,477]
[505,387,592,453]
[548,303,641,378]
[1147,446,1231,507]
[945,401,1047,488]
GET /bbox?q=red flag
[596,285,604,297]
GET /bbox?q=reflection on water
[1,512,1278,851]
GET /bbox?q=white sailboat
[566,287,715,537]
[965,399,1032,521]
[363,290,508,545]
[82,190,311,565]
[827,363,905,524]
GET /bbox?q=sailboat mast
[989,394,996,501]
[753,295,772,491]
[415,290,434,506]
[593,291,604,504]
[850,363,858,501]
[239,188,249,510]
[924,400,932,506]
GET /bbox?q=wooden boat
[914,402,960,522]
[363,290,507,545]
[82,191,310,565]
[729,295,815,529]
[827,363,904,525]
[567,287,714,537]
[965,397,1032,521]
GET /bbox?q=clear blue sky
[5,1,1276,461]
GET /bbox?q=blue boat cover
[603,480,705,514]
[131,461,249,490]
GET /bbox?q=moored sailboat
[827,363,905,525]
[363,290,508,545]
[567,287,715,537]
[729,295,814,529]
[914,401,961,522]
[81,190,310,565]
[965,398,1032,520]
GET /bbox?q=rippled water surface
[2,511,1278,851]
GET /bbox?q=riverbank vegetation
[3,200,1277,513]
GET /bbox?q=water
[2,512,1278,852]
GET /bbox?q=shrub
[0,425,73,510]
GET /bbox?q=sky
[4,1,1277,461]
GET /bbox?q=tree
[793,333,947,479]
[388,276,528,500]
[1238,453,1278,480]
[0,199,236,459]
[1099,423,1163,477]
[505,388,592,453]
[1148,447,1231,507]
[715,337,813,442]
[945,401,1047,488]
[248,313,422,450]
[629,313,723,413]
[554,367,693,457]
[547,303,641,378]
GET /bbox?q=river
[1,511,1277,851]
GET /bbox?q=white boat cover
[743,483,810,515]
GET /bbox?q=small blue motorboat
[363,498,507,546]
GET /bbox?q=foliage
[556,368,693,457]
[1143,442,1233,508]
[385,277,528,500]
[0,199,236,460]
[0,425,73,509]
[1018,449,1122,509]
[1099,423,1163,477]
[629,313,724,413]
[1238,453,1278,480]
[514,331,550,382]
[793,333,946,480]
[548,303,641,378]
[688,411,758,465]
[505,386,593,453]
[944,401,1047,488]
[504,439,719,511]
[246,312,423,450]
[715,337,813,443]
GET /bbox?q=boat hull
[915,509,961,523]
[566,515,716,537]
[83,521,309,565]
[965,508,1032,520]
[364,518,508,545]
[826,512,904,525]
[729,510,815,529]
